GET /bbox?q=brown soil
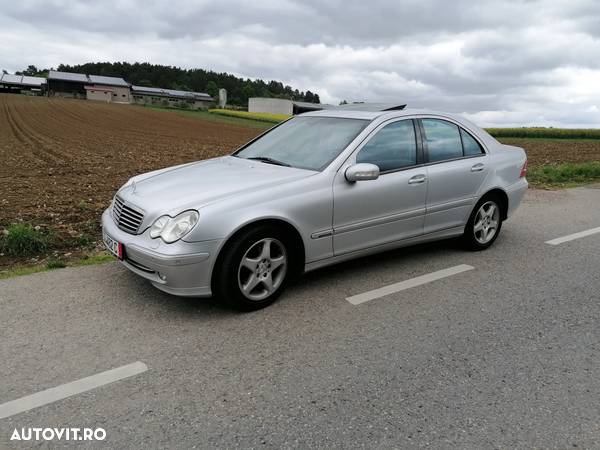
[1,94,599,270]
[0,94,262,269]
[498,138,600,166]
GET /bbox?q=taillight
[519,159,528,178]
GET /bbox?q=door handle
[408,174,427,184]
[471,163,485,172]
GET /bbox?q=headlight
[149,210,199,243]
[149,216,170,238]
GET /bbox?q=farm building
[131,86,214,109]
[248,97,330,115]
[47,71,130,103]
[0,73,46,95]
[47,71,87,98]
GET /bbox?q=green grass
[0,224,49,257]
[486,127,600,140]
[208,109,291,124]
[0,251,115,280]
[77,199,92,211]
[73,233,95,248]
[0,265,53,279]
[141,105,272,129]
[46,259,66,269]
[528,161,600,188]
[73,252,115,266]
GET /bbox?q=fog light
[158,272,167,281]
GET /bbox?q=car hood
[116,156,315,217]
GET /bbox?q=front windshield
[235,116,369,171]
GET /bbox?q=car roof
[301,109,385,120]
[301,108,461,121]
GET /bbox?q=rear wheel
[213,225,291,310]
[462,196,503,250]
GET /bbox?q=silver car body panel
[101,108,528,297]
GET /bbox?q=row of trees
[15,62,321,106]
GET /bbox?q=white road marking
[0,361,147,419]
[545,226,600,246]
[346,264,474,305]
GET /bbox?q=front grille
[112,196,144,234]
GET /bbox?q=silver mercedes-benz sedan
[102,105,528,310]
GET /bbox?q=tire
[462,195,503,251]
[213,225,292,311]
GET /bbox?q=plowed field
[0,94,263,268]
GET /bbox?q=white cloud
[1,0,600,126]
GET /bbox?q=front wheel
[213,226,291,311]
[462,196,503,250]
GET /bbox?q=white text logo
[11,427,106,441]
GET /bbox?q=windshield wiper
[244,156,291,167]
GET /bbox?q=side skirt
[304,226,465,273]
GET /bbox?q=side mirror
[345,163,380,182]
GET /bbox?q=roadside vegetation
[0,252,114,280]
[0,224,49,257]
[526,161,600,188]
[0,220,113,279]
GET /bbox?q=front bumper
[101,208,222,297]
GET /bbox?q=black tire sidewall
[215,225,291,311]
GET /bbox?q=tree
[206,80,218,98]
[305,90,314,103]
[23,65,39,76]
[170,81,190,92]
[313,93,320,104]
[241,84,255,103]
[2,69,7,75]
[339,100,348,105]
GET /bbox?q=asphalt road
[1,186,599,449]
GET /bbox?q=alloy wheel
[237,238,287,301]
[473,201,500,244]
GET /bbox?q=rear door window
[460,129,484,156]
[422,119,463,163]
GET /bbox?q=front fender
[182,174,335,264]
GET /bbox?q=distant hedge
[486,128,600,140]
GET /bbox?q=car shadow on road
[299,238,462,286]
[117,237,465,317]
[117,269,232,317]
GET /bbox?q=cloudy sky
[1,0,600,126]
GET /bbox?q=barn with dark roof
[131,85,213,110]
[47,70,131,103]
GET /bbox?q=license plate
[103,231,123,260]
